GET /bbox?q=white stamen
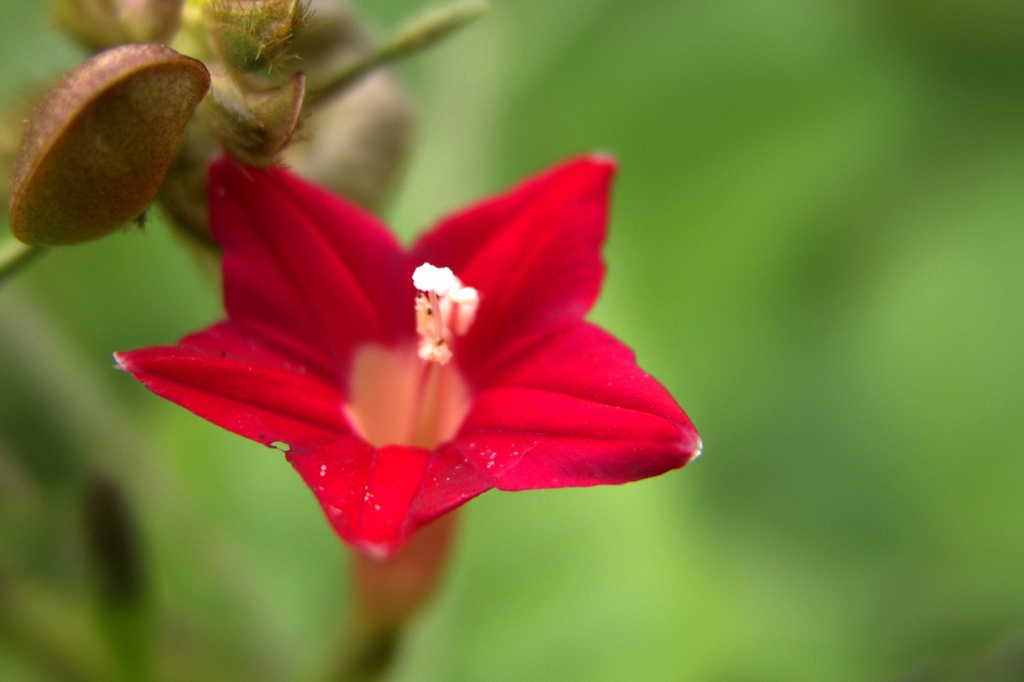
[450,286,479,307]
[450,286,479,336]
[413,263,457,296]
[412,263,480,364]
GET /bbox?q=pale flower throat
[345,264,478,449]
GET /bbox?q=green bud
[52,0,184,51]
[283,0,411,210]
[205,70,305,167]
[285,69,410,210]
[205,0,310,74]
[157,1,403,247]
[9,43,210,246]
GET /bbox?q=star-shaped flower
[116,156,701,558]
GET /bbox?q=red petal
[411,444,493,524]
[287,442,423,556]
[114,322,352,449]
[288,443,491,557]
[118,321,491,557]
[410,156,616,382]
[210,158,413,382]
[448,322,700,490]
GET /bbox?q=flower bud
[205,0,310,74]
[9,43,210,246]
[284,69,411,210]
[52,0,184,51]
[205,70,306,167]
[281,0,411,209]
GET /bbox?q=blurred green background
[3,1,1024,680]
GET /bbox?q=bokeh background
[2,1,1024,680]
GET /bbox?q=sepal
[205,0,310,74]
[205,70,305,167]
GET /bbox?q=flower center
[412,263,478,365]
[344,264,478,449]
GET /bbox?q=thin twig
[310,0,489,99]
[0,236,44,287]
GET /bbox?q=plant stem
[310,0,489,99]
[334,514,459,681]
[0,236,43,287]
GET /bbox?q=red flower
[116,156,701,558]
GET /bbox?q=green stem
[336,623,401,682]
[333,515,459,681]
[0,237,43,287]
[310,0,489,99]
